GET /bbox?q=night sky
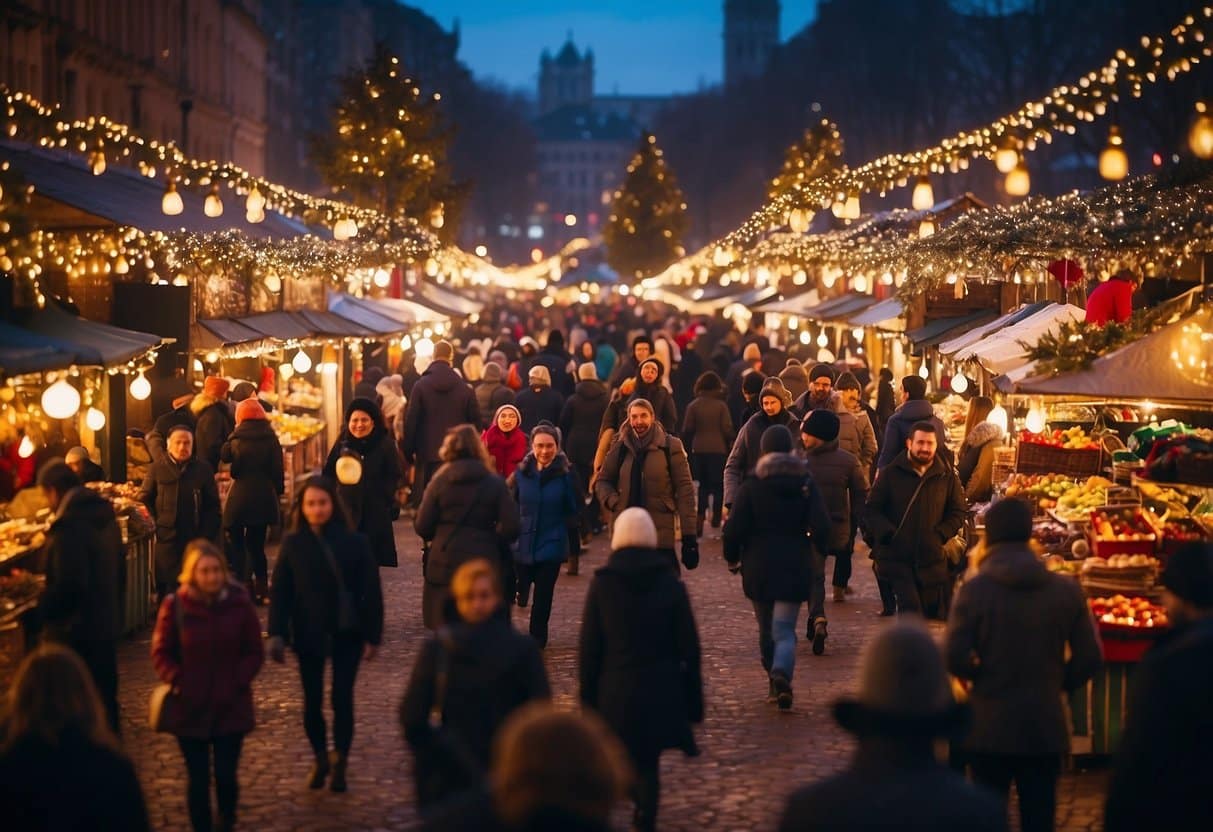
[413,1,818,95]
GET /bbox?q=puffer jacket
[723,408,801,507]
[957,421,1005,502]
[220,419,284,528]
[510,453,581,565]
[722,452,831,603]
[593,423,696,551]
[802,440,868,554]
[415,458,520,583]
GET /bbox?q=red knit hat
[235,398,267,424]
[203,376,230,399]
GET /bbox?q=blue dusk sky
[411,1,818,95]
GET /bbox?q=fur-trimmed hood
[966,420,1005,448]
[756,451,810,480]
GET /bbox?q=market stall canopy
[999,304,1213,403]
[0,322,83,376]
[954,303,1084,375]
[802,293,879,322]
[906,310,998,349]
[1,143,319,238]
[192,319,275,357]
[410,281,483,317]
[327,293,417,336]
[752,288,820,314]
[847,297,906,331]
[656,282,776,314]
[18,300,171,367]
[234,312,315,342]
[290,310,375,339]
[938,301,1053,357]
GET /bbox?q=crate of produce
[1089,594,1170,633]
[1087,508,1157,558]
[1016,435,1104,477]
[1157,516,1211,559]
[1079,554,1161,595]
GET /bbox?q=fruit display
[282,379,323,411]
[1082,554,1158,569]
[1003,473,1077,503]
[269,412,325,445]
[1006,475,1112,521]
[1090,509,1156,541]
[1089,595,1169,630]
[1019,427,1101,451]
[1044,555,1080,575]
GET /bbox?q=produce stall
[270,412,328,508]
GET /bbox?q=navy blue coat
[510,453,581,565]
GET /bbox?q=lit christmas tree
[768,119,844,200]
[604,132,689,280]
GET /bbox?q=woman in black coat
[220,398,284,602]
[401,558,550,812]
[323,397,403,567]
[415,424,520,629]
[268,476,384,793]
[559,364,610,539]
[579,507,703,832]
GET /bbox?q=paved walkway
[115,522,1109,830]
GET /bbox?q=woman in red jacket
[482,404,528,478]
[152,539,264,832]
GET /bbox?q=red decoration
[1047,259,1085,288]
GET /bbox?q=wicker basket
[1015,442,1104,477]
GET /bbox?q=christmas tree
[604,133,689,280]
[311,45,464,240]
[768,119,844,200]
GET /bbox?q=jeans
[515,560,561,647]
[968,752,1061,832]
[178,733,245,832]
[752,600,802,680]
[690,453,725,520]
[807,549,828,622]
[298,633,364,756]
[225,524,268,585]
[74,639,120,735]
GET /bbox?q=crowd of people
[2,298,1211,832]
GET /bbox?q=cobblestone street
[115,521,1110,831]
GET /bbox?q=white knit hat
[611,507,658,550]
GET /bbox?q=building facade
[724,0,780,86]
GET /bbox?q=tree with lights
[604,133,689,280]
[768,119,845,200]
[311,45,465,240]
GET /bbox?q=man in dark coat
[403,340,482,504]
[191,376,235,471]
[877,374,952,469]
[475,362,515,429]
[138,425,221,599]
[146,392,197,464]
[580,508,703,832]
[65,446,106,483]
[864,421,967,617]
[723,377,801,510]
[779,622,1006,832]
[801,411,868,647]
[560,364,610,538]
[36,460,126,733]
[724,341,763,425]
[1105,542,1213,832]
[514,365,564,433]
[946,498,1102,832]
[606,334,653,390]
[529,329,575,398]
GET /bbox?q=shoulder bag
[149,594,186,733]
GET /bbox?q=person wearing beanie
[779,622,1006,832]
[482,404,528,479]
[778,359,810,404]
[1107,542,1213,832]
[594,340,619,387]
[191,377,235,471]
[833,371,878,475]
[877,375,952,469]
[607,335,653,390]
[581,507,703,831]
[946,497,1101,832]
[560,365,610,547]
[875,367,897,435]
[324,397,403,567]
[475,361,515,428]
[64,445,106,483]
[221,395,284,602]
[723,424,830,711]
[738,369,766,425]
[403,334,482,506]
[528,329,576,398]
[488,349,509,371]
[725,342,765,426]
[681,371,735,534]
[723,373,801,513]
[625,358,677,436]
[800,409,868,642]
[146,392,200,465]
[515,365,565,434]
[577,362,598,381]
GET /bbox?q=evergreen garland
[1021,305,1172,374]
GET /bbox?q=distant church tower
[724,0,780,86]
[539,38,594,115]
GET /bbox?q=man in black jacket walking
[37,460,126,732]
[403,340,481,505]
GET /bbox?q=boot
[307,752,330,789]
[329,751,348,793]
[812,618,828,656]
[770,670,793,711]
[832,586,847,603]
[567,555,580,576]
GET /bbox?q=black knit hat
[984,498,1033,546]
[835,371,861,392]
[1162,542,1213,608]
[801,410,840,442]
[810,363,836,383]
[742,370,766,396]
[760,424,793,455]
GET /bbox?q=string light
[1099,126,1129,181]
[1191,102,1213,158]
[1004,158,1031,197]
[204,184,224,217]
[911,175,935,210]
[41,378,81,419]
[161,180,183,216]
[129,370,151,401]
[85,406,106,431]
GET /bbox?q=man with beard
[864,423,966,616]
[793,364,862,454]
[723,378,800,515]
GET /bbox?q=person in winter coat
[1085,268,1139,325]
[515,366,564,433]
[140,426,222,599]
[415,425,520,629]
[723,426,831,710]
[482,404,528,479]
[672,335,703,419]
[778,359,810,404]
[957,396,1005,502]
[404,340,482,504]
[874,367,896,436]
[36,460,126,733]
[0,646,150,832]
[220,398,283,602]
[475,362,515,428]
[723,377,801,510]
[65,445,106,483]
[737,368,765,426]
[725,342,763,426]
[945,498,1101,832]
[626,358,677,435]
[1105,542,1213,832]
[401,559,550,812]
[509,426,583,647]
[152,540,264,832]
[579,508,704,832]
[794,363,837,413]
[833,372,878,477]
[594,399,698,571]
[376,374,407,442]
[268,476,384,793]
[530,330,576,398]
[594,340,619,386]
[877,374,952,469]
[778,622,1007,832]
[680,371,735,533]
[865,422,967,617]
[323,397,403,568]
[801,410,869,612]
[146,393,198,464]
[191,376,235,471]
[560,364,610,539]
[607,334,652,389]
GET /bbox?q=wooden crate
[1016,442,1103,477]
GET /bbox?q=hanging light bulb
[843,191,861,220]
[246,204,266,224]
[114,254,130,274]
[246,185,265,213]
[17,434,34,458]
[429,203,445,229]
[129,370,151,401]
[343,218,359,238]
[918,364,929,380]
[1099,126,1128,181]
[1025,405,1047,434]
[851,327,865,342]
[816,331,829,348]
[918,219,936,238]
[204,184,224,217]
[86,406,106,431]
[987,404,1009,433]
[279,362,295,380]
[853,275,868,293]
[994,136,1019,173]
[88,145,106,175]
[161,180,184,215]
[41,378,81,419]
[415,338,436,359]
[911,175,934,210]
[425,257,440,277]
[264,273,282,293]
[830,198,845,218]
[1190,103,1213,159]
[292,349,312,374]
[399,334,413,351]
[373,268,391,287]
[788,207,812,233]
[1004,158,1030,197]
[950,374,969,394]
[332,218,350,241]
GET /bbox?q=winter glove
[681,535,700,570]
[268,636,286,664]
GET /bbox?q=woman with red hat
[220,398,284,603]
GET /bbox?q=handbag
[149,594,186,733]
